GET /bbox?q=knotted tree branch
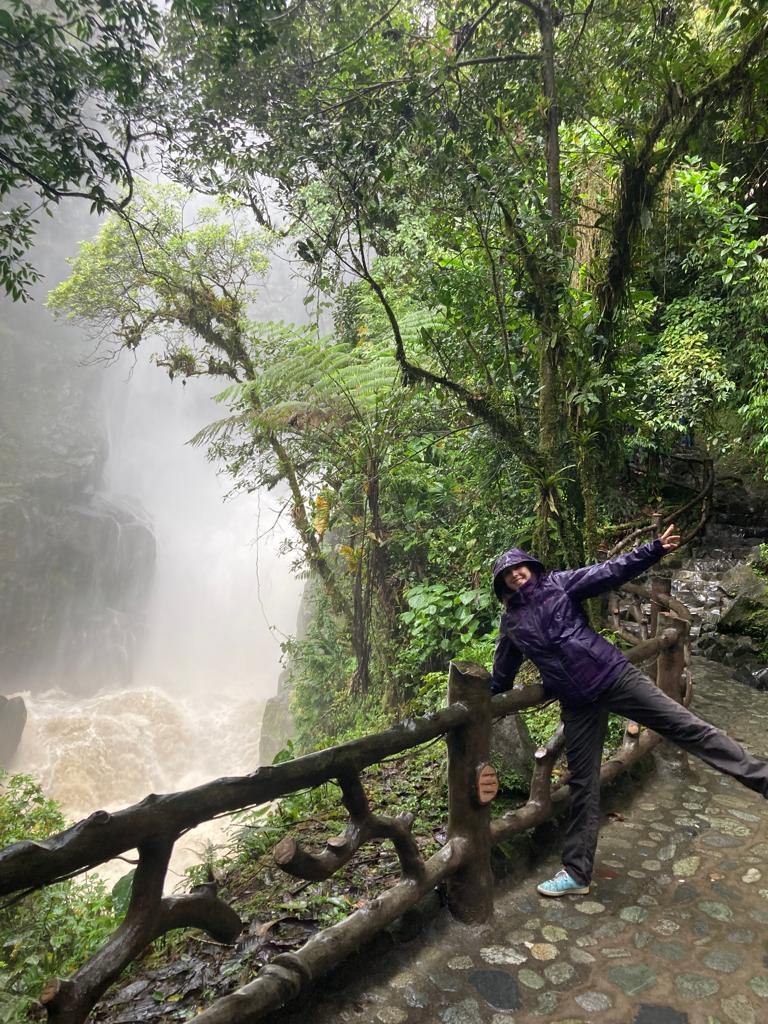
[273,771,425,882]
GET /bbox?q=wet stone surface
[468,970,521,1010]
[278,658,768,1024]
[633,1007,690,1024]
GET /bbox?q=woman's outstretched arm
[550,524,680,601]
[491,634,524,694]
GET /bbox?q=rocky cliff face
[0,228,156,694]
[257,577,320,765]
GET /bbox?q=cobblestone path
[286,658,768,1024]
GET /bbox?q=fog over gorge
[0,196,303,832]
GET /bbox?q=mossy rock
[0,695,26,766]
[491,713,535,789]
[258,695,294,765]
[718,565,768,646]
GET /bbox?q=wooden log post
[40,839,242,1024]
[655,613,687,703]
[608,590,621,633]
[529,723,566,810]
[650,576,672,644]
[273,772,425,883]
[445,661,494,924]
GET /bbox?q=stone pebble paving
[282,658,768,1024]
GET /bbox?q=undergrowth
[0,772,119,1023]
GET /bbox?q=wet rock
[403,986,430,1009]
[702,950,743,973]
[734,665,764,688]
[447,956,473,970]
[674,973,720,998]
[575,990,613,1012]
[749,976,768,998]
[480,946,527,966]
[534,991,559,1015]
[570,948,596,964]
[608,963,656,995]
[672,856,700,877]
[652,919,680,935]
[467,970,521,1010]
[112,980,151,1004]
[698,899,734,922]
[720,993,756,1024]
[701,833,742,848]
[376,1010,407,1024]
[258,694,294,766]
[543,962,574,984]
[574,901,605,915]
[389,969,416,989]
[491,712,535,788]
[439,999,484,1024]
[0,694,26,765]
[528,943,558,961]
[718,565,768,650]
[517,969,545,989]
[541,925,567,942]
[427,967,462,992]
[633,1006,689,1024]
[651,941,687,962]
[259,577,319,763]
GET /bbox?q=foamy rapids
[10,686,267,888]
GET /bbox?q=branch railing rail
[605,453,714,558]
[0,571,691,1024]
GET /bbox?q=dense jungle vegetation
[2,0,768,1016]
[41,0,768,745]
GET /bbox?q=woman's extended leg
[603,663,768,797]
[560,700,611,886]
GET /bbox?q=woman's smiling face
[503,564,533,591]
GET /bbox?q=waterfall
[1,198,303,873]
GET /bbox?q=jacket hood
[492,547,546,601]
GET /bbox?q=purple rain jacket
[491,540,666,706]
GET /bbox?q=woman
[491,524,768,897]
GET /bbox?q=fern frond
[189,413,250,448]
[251,400,332,431]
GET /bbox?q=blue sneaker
[537,869,590,897]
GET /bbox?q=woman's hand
[659,523,681,551]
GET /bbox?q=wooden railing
[606,454,714,558]
[0,580,691,1024]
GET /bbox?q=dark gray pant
[561,662,768,885]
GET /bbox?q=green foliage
[283,606,392,753]
[633,324,734,446]
[405,672,448,717]
[227,743,449,927]
[754,544,768,578]
[0,0,161,299]
[632,158,768,466]
[398,582,494,675]
[110,870,136,918]
[520,700,563,748]
[48,182,272,377]
[0,773,117,1023]
[46,2,768,759]
[521,701,625,753]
